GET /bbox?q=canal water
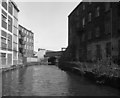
[1,65,120,96]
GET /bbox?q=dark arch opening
[48,56,57,65]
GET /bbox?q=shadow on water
[65,71,120,96]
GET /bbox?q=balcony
[19,30,26,37]
[19,47,25,54]
[19,39,25,45]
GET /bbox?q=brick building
[0,0,19,68]
[67,2,120,63]
[18,25,34,63]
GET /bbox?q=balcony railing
[19,47,25,54]
[19,39,25,45]
[19,30,26,37]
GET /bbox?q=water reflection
[17,67,27,96]
[32,65,70,96]
[2,67,30,96]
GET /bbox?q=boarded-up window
[105,21,111,34]
[95,27,100,37]
[88,31,92,39]
[96,6,100,17]
[105,2,110,12]
[96,44,102,60]
[106,42,111,57]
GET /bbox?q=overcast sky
[15,1,79,51]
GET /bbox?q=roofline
[19,24,34,34]
[68,2,82,17]
[11,0,20,12]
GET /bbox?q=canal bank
[0,62,38,74]
[58,61,120,89]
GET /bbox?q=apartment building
[18,25,34,62]
[68,2,120,63]
[0,0,19,68]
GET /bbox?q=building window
[76,10,79,16]
[82,34,85,42]
[88,12,92,22]
[82,17,85,27]
[119,40,120,56]
[96,44,102,60]
[83,4,85,10]
[1,30,7,38]
[13,34,17,43]
[95,27,100,37]
[1,53,6,65]
[1,53,6,58]
[8,16,12,33]
[118,3,120,16]
[14,8,18,19]
[8,33,12,40]
[2,10,7,17]
[76,22,80,28]
[96,6,100,17]
[105,21,111,34]
[106,42,111,57]
[13,42,17,52]
[13,51,17,59]
[2,15,7,29]
[24,37,26,41]
[88,31,92,39]
[8,2,13,15]
[8,34,12,51]
[2,0,7,10]
[14,18,18,28]
[13,26,17,35]
[7,54,12,65]
[1,37,7,50]
[105,2,110,12]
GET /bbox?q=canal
[1,65,120,96]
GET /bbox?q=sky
[15,1,79,51]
